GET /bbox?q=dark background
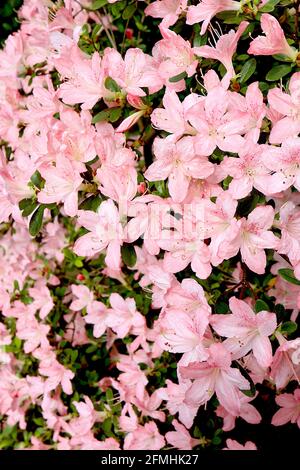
[0,0,22,46]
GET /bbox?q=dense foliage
[0,0,300,451]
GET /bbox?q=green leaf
[215,301,229,314]
[255,299,269,313]
[259,0,280,13]
[29,205,45,237]
[122,3,137,20]
[19,198,38,217]
[30,170,44,189]
[121,244,137,267]
[92,107,122,124]
[278,268,300,286]
[280,321,298,335]
[240,58,257,83]
[79,195,102,212]
[169,71,187,83]
[104,76,120,93]
[90,0,108,10]
[266,64,292,81]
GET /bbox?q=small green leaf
[79,195,102,212]
[30,170,44,189]
[29,205,45,237]
[169,71,187,83]
[255,299,269,313]
[259,0,280,13]
[74,258,83,268]
[266,64,292,81]
[240,58,256,83]
[90,0,108,10]
[122,3,137,20]
[104,76,120,93]
[278,268,300,286]
[19,198,38,217]
[215,302,229,314]
[121,244,137,267]
[92,107,122,124]
[280,321,298,335]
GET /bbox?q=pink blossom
[216,392,261,431]
[223,438,257,450]
[145,1,187,28]
[70,284,94,311]
[145,136,214,202]
[262,138,300,193]
[107,293,145,338]
[124,422,165,450]
[211,297,277,368]
[272,389,300,427]
[55,46,105,109]
[221,141,271,199]
[248,14,297,60]
[180,343,250,415]
[187,86,246,156]
[74,200,123,270]
[157,379,199,428]
[38,157,83,217]
[239,206,279,274]
[84,301,109,338]
[166,419,199,449]
[267,72,300,143]
[187,0,241,34]
[194,21,249,87]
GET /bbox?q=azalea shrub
[0,0,300,452]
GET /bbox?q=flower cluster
[0,0,300,451]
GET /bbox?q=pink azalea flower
[107,293,145,339]
[157,379,199,428]
[103,47,161,97]
[73,200,123,270]
[270,334,300,389]
[223,438,257,450]
[145,136,214,202]
[203,193,241,266]
[262,138,300,193]
[160,238,212,279]
[145,0,187,28]
[239,206,279,274]
[157,309,209,362]
[55,46,105,109]
[84,301,109,338]
[39,359,75,395]
[216,391,261,431]
[248,14,297,60]
[267,72,300,143]
[276,202,300,272]
[124,421,165,450]
[29,280,54,319]
[180,343,250,415]
[152,27,198,90]
[38,157,83,217]
[211,297,277,368]
[194,21,249,88]
[17,319,50,354]
[187,86,246,156]
[229,82,267,143]
[187,0,241,34]
[151,89,199,137]
[221,141,272,199]
[166,419,199,450]
[69,284,94,311]
[272,389,300,428]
